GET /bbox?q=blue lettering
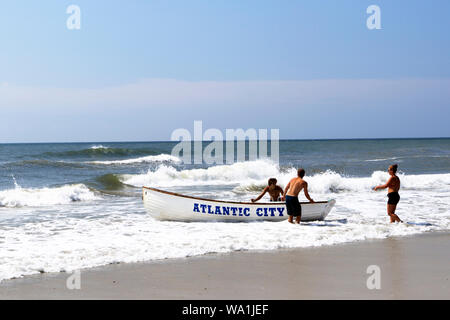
[222,207,230,215]
[243,208,250,216]
[256,208,263,217]
[268,208,276,217]
[207,205,214,214]
[215,206,222,215]
[193,203,200,213]
[230,207,238,216]
[200,204,207,213]
[263,208,268,217]
[276,207,285,216]
[238,207,243,216]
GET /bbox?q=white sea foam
[365,157,400,162]
[0,184,100,208]
[120,159,450,194]
[90,145,109,150]
[88,154,181,165]
[121,159,282,187]
[365,154,450,162]
[0,160,449,282]
[0,203,447,282]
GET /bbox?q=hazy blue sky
[1,0,449,142]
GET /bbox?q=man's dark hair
[268,178,277,186]
[297,168,305,178]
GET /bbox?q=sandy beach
[0,232,448,300]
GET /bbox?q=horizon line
[1,136,449,145]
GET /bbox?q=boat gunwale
[143,186,330,206]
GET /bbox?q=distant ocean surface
[1,139,449,281]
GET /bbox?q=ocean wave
[4,154,179,168]
[121,159,281,188]
[0,184,100,208]
[87,154,181,165]
[94,174,127,191]
[89,145,109,150]
[365,154,450,162]
[237,170,450,194]
[120,159,450,194]
[6,159,87,169]
[365,157,400,162]
[43,147,159,158]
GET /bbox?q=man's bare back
[282,168,314,224]
[282,170,314,202]
[283,177,314,202]
[285,177,306,197]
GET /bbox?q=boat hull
[143,187,335,222]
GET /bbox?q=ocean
[0,138,449,281]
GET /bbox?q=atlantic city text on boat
[193,203,285,217]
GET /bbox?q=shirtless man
[281,168,314,224]
[374,164,402,223]
[251,178,284,202]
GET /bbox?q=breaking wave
[121,160,281,188]
[94,174,127,191]
[6,159,87,169]
[43,146,160,158]
[120,159,450,194]
[87,154,181,165]
[0,184,100,207]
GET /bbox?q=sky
[1,0,449,142]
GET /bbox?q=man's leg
[392,205,402,223]
[387,205,394,223]
[388,204,402,223]
[288,215,294,223]
[295,201,302,224]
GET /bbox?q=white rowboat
[143,187,336,222]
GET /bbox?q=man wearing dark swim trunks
[282,168,314,224]
[374,164,402,223]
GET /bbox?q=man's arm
[282,181,291,201]
[374,177,392,191]
[303,182,314,202]
[252,187,268,202]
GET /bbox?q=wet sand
[0,232,449,299]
